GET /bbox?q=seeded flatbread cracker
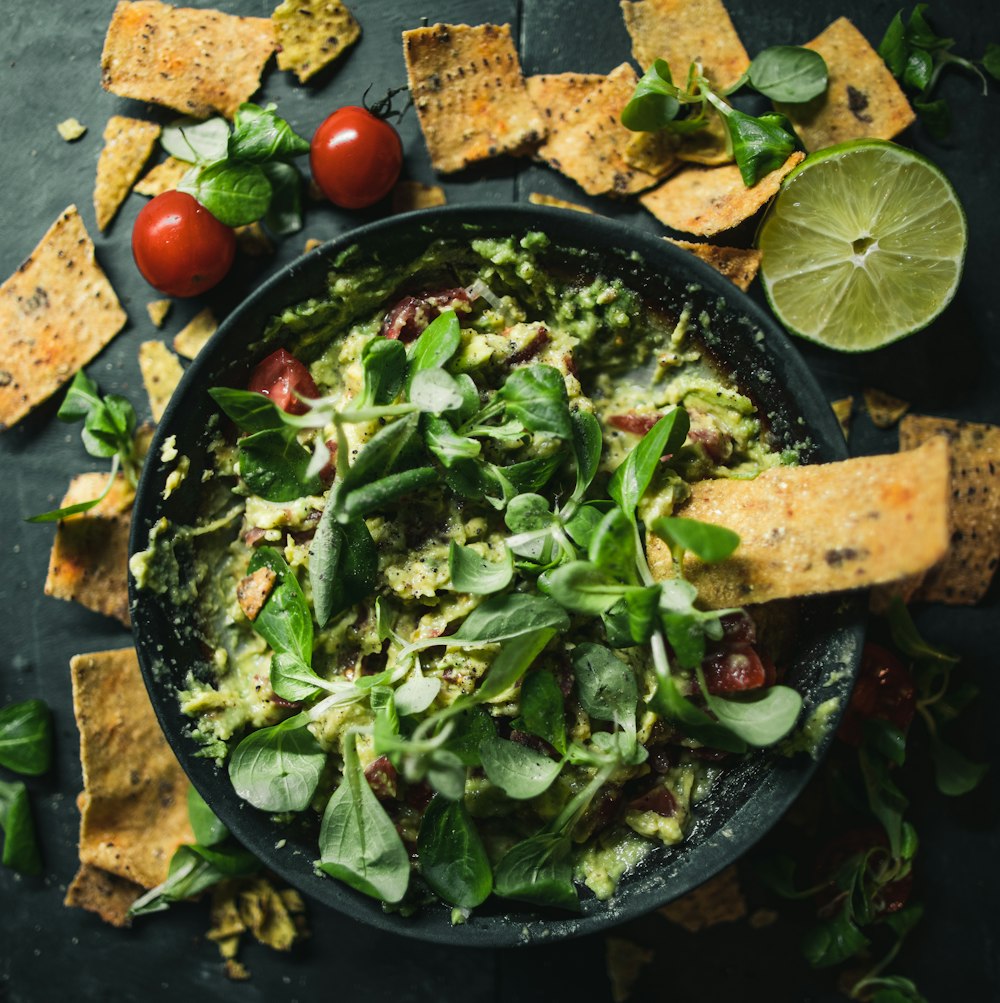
[44,472,134,626]
[640,153,804,236]
[528,193,595,214]
[606,938,654,1003]
[536,64,660,197]
[526,73,603,154]
[620,0,750,91]
[172,307,217,359]
[831,396,854,441]
[146,299,171,328]
[665,239,761,291]
[57,118,87,142]
[676,113,732,165]
[0,205,127,431]
[648,438,952,608]
[624,130,678,178]
[139,340,184,422]
[134,156,191,197]
[273,0,360,83]
[65,863,144,927]
[101,0,277,119]
[93,116,161,231]
[391,180,447,213]
[403,23,546,174]
[777,17,915,152]
[899,415,1000,605]
[658,865,747,932]
[863,387,910,429]
[70,648,195,888]
[235,222,274,258]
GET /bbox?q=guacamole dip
[135,231,802,914]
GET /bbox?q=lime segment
[758,140,967,352]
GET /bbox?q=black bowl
[129,204,864,947]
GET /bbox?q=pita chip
[71,647,195,889]
[620,0,750,91]
[648,438,952,608]
[863,387,910,429]
[93,116,161,231]
[44,472,134,627]
[640,153,804,236]
[134,156,191,198]
[139,340,184,421]
[778,17,915,151]
[273,0,360,83]
[101,0,277,119]
[403,23,546,174]
[65,863,144,927]
[0,206,127,430]
[235,222,274,258]
[172,307,217,359]
[537,63,660,197]
[900,415,1000,605]
[526,73,603,153]
[391,180,447,213]
[528,193,595,214]
[665,239,761,291]
[831,396,854,441]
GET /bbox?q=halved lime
[757,140,967,352]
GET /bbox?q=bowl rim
[129,202,865,947]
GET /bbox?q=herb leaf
[318,733,410,903]
[651,516,740,563]
[621,60,681,131]
[209,386,284,433]
[228,103,310,162]
[261,160,305,235]
[493,832,578,910]
[187,786,229,847]
[309,512,378,627]
[359,338,407,408]
[702,681,803,747]
[239,427,324,502]
[571,643,639,741]
[540,561,626,615]
[498,365,573,439]
[0,699,52,775]
[417,795,493,909]
[480,737,562,799]
[474,628,558,703]
[570,409,603,499]
[748,46,828,102]
[515,671,567,755]
[179,160,272,228]
[0,779,42,875]
[248,547,313,664]
[446,594,569,645]
[406,310,462,385]
[161,117,230,164]
[609,408,690,518]
[449,542,514,594]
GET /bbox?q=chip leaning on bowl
[131,229,946,917]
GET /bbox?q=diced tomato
[379,288,471,342]
[702,644,768,693]
[719,611,757,645]
[364,755,399,801]
[837,643,916,747]
[248,348,319,415]
[607,411,664,436]
[628,784,677,817]
[506,327,550,364]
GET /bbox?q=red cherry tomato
[248,349,320,415]
[310,107,403,209]
[837,643,916,747]
[131,191,235,297]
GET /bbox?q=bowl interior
[129,205,864,946]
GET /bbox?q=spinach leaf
[498,365,573,439]
[248,547,313,664]
[564,503,605,549]
[179,160,272,227]
[588,508,637,581]
[209,386,284,433]
[747,46,828,102]
[0,699,52,776]
[701,681,803,747]
[161,116,230,163]
[621,59,681,131]
[394,673,442,717]
[228,102,310,162]
[187,786,229,847]
[318,733,410,903]
[571,643,638,745]
[359,337,407,408]
[445,594,569,646]
[501,454,562,494]
[929,737,988,796]
[445,708,496,766]
[479,737,562,799]
[309,511,378,627]
[474,628,558,703]
[493,832,577,910]
[515,671,567,755]
[540,561,625,615]
[228,713,325,812]
[406,310,462,385]
[571,409,603,499]
[416,796,493,909]
[609,408,690,518]
[261,160,304,235]
[409,368,465,414]
[879,10,909,76]
[239,427,324,502]
[650,516,740,564]
[0,779,41,875]
[338,467,438,521]
[714,104,801,187]
[449,542,514,594]
[802,909,871,968]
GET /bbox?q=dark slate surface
[1,1,997,1000]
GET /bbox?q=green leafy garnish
[0,699,52,776]
[0,779,42,875]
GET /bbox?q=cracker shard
[172,307,217,359]
[44,472,134,627]
[93,116,161,231]
[237,567,277,621]
[70,648,195,889]
[101,0,277,119]
[620,0,750,91]
[65,863,144,927]
[664,239,761,291]
[273,0,360,83]
[640,153,804,236]
[391,180,447,214]
[135,157,191,198]
[899,415,1000,605]
[139,340,184,422]
[403,23,546,174]
[647,438,952,608]
[777,17,915,151]
[536,63,662,197]
[0,205,127,431]
[658,864,747,931]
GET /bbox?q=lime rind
[758,139,968,352]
